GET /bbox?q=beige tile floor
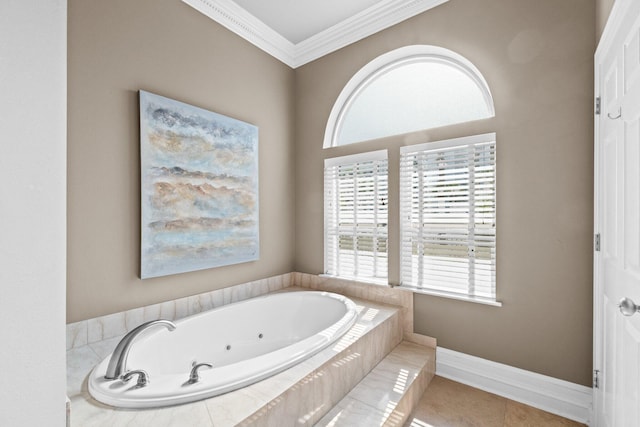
[403,376,586,427]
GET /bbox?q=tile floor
[403,376,586,427]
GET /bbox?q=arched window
[323,45,499,304]
[324,45,495,148]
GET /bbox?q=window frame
[321,45,500,307]
[324,150,389,284]
[399,133,500,306]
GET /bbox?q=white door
[595,0,640,425]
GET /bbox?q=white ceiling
[182,0,449,68]
[233,0,383,44]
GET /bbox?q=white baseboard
[436,347,592,425]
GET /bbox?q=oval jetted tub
[88,291,358,408]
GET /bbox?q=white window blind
[400,134,496,301]
[324,150,388,282]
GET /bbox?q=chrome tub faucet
[187,362,213,384]
[104,319,177,380]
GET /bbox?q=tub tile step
[315,341,435,427]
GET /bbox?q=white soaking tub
[88,291,358,408]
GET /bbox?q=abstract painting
[140,90,259,278]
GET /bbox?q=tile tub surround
[67,272,436,351]
[293,273,436,348]
[66,290,404,426]
[66,273,292,350]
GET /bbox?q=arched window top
[324,45,495,148]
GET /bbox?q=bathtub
[88,291,358,408]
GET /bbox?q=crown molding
[183,0,449,69]
[293,0,449,67]
[182,0,297,67]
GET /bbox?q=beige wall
[596,0,616,42]
[294,0,595,386]
[68,0,596,386]
[67,0,295,322]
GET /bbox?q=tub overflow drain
[226,345,231,350]
[258,333,263,339]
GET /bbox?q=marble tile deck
[66,289,403,426]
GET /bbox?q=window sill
[319,274,391,287]
[402,286,502,307]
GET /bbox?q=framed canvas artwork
[139,90,259,278]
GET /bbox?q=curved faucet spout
[104,319,177,380]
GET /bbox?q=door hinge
[596,96,601,115]
[593,369,600,389]
[595,233,601,252]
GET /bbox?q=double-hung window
[324,150,388,282]
[400,133,497,302]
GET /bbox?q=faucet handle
[187,363,213,384]
[122,369,150,388]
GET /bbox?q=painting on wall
[140,90,259,279]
